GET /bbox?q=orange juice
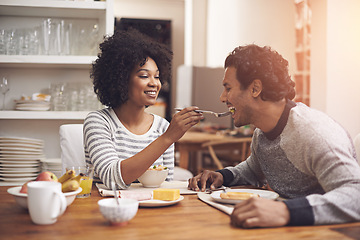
[78,176,93,198]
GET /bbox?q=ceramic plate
[0,167,40,173]
[210,189,279,205]
[0,172,39,177]
[139,195,184,207]
[0,160,41,164]
[0,147,43,153]
[15,106,50,111]
[7,186,82,209]
[0,151,44,156]
[0,143,43,149]
[14,100,49,104]
[0,137,44,145]
[0,155,44,159]
[0,176,36,182]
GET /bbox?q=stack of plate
[41,158,62,178]
[14,100,50,111]
[0,136,44,186]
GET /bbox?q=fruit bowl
[7,186,82,209]
[138,168,169,188]
[98,198,139,226]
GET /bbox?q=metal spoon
[174,108,231,117]
[112,181,120,205]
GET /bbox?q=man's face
[220,67,253,128]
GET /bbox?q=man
[188,44,360,228]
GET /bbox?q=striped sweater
[83,108,174,189]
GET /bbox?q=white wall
[206,0,296,74]
[311,0,360,138]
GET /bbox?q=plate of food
[210,189,279,205]
[139,195,184,207]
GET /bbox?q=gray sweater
[219,100,360,225]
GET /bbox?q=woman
[84,29,202,189]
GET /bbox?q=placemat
[96,180,197,197]
[197,192,234,215]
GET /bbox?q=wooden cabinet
[0,0,114,158]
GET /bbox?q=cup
[66,166,94,198]
[27,181,67,225]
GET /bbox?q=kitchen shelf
[0,0,107,18]
[0,55,96,68]
[0,110,89,120]
[0,0,113,160]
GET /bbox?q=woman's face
[127,57,162,107]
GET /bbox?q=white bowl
[138,169,169,188]
[7,186,82,209]
[98,198,139,226]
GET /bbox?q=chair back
[59,124,86,174]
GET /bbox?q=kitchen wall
[206,0,296,73]
[310,0,360,138]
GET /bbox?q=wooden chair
[201,137,252,170]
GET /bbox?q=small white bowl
[98,198,139,226]
[7,186,82,209]
[138,169,169,188]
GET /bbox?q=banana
[58,169,76,184]
[62,179,80,193]
[61,173,84,192]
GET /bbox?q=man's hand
[230,197,290,228]
[188,170,224,191]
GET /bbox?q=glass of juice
[66,165,94,198]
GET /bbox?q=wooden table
[175,131,251,173]
[1,185,360,240]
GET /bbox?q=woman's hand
[164,106,203,143]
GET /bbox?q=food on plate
[119,191,152,201]
[58,169,76,183]
[149,165,168,171]
[153,189,180,201]
[62,173,83,193]
[220,191,259,200]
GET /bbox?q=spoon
[112,181,120,205]
[174,108,231,117]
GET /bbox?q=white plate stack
[0,136,44,186]
[14,100,50,111]
[41,158,62,178]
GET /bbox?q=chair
[59,124,86,175]
[59,124,193,181]
[353,133,360,164]
[201,137,252,170]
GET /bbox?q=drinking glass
[41,18,52,55]
[0,76,10,110]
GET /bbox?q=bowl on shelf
[98,198,139,226]
[7,186,82,209]
[137,168,169,188]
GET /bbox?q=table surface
[1,185,360,240]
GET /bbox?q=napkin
[197,192,234,215]
[96,180,197,197]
